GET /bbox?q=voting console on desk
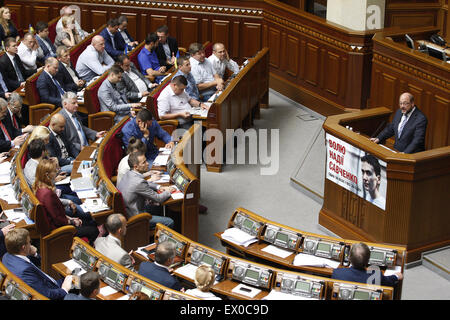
[262,223,302,251]
[301,236,348,265]
[227,258,274,290]
[155,226,189,260]
[230,209,266,238]
[331,282,384,300]
[171,168,190,192]
[0,271,32,300]
[186,243,228,277]
[71,238,100,271]
[125,274,164,300]
[97,260,128,292]
[274,270,326,300]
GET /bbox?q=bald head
[92,36,105,53]
[212,43,227,61]
[44,57,59,76]
[49,113,66,134]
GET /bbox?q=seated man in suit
[138,241,183,291]
[59,91,106,156]
[117,15,139,51]
[332,242,403,287]
[2,228,73,300]
[98,64,142,123]
[0,71,12,101]
[36,57,66,108]
[64,271,99,300]
[6,92,34,134]
[157,75,207,129]
[121,108,174,163]
[117,151,175,229]
[0,37,34,92]
[189,42,224,102]
[94,214,135,271]
[99,18,124,61]
[35,21,57,63]
[155,25,178,69]
[138,33,166,84]
[371,92,427,154]
[47,113,77,174]
[116,54,157,103]
[0,98,27,152]
[174,56,200,101]
[208,43,240,79]
[75,35,115,83]
[17,32,43,74]
[55,45,85,92]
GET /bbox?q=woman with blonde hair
[54,15,81,48]
[0,7,19,44]
[29,125,51,144]
[184,265,221,300]
[33,158,99,243]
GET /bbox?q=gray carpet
[196,89,450,300]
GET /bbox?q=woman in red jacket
[32,158,99,244]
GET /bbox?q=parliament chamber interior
[0,0,447,303]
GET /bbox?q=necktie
[12,114,18,129]
[0,122,11,141]
[13,58,24,83]
[73,115,88,146]
[51,77,65,96]
[398,114,407,138]
[0,72,8,92]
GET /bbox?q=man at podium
[370,92,427,154]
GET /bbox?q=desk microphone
[371,120,386,139]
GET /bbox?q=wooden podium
[320,107,450,263]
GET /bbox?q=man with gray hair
[94,213,135,270]
[55,45,85,92]
[0,98,27,152]
[56,6,89,39]
[59,91,105,156]
[75,35,114,82]
[6,92,34,133]
[138,240,183,291]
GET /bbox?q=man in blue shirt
[137,33,166,84]
[174,55,200,101]
[121,108,174,163]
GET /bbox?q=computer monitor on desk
[427,45,447,61]
[405,34,414,49]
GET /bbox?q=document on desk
[95,137,104,145]
[63,259,86,275]
[135,243,155,258]
[174,263,197,281]
[384,265,402,277]
[0,161,11,175]
[0,174,10,184]
[0,184,18,204]
[71,177,94,191]
[189,107,208,118]
[221,227,258,247]
[81,198,110,213]
[263,290,318,300]
[153,154,169,167]
[76,189,98,199]
[100,286,118,297]
[2,209,27,223]
[293,253,340,268]
[231,283,261,298]
[55,176,71,185]
[261,245,294,259]
[153,174,170,184]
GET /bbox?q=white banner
[326,133,387,210]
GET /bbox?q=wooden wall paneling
[33,6,51,26]
[8,4,24,28]
[339,56,348,100]
[241,22,262,58]
[150,15,168,36]
[304,42,319,87]
[324,50,340,96]
[201,18,209,46]
[299,39,306,80]
[268,27,281,69]
[286,35,299,78]
[91,10,108,30]
[169,16,178,43]
[179,17,199,50]
[122,13,137,41]
[211,20,230,51]
[81,9,92,33]
[280,31,287,72]
[388,12,438,29]
[431,95,450,148]
[232,21,240,58]
[138,13,148,42]
[319,48,326,90]
[378,71,398,113]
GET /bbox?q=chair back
[128,41,145,68]
[102,118,130,179]
[204,41,213,57]
[25,69,43,106]
[84,73,108,114]
[47,16,60,43]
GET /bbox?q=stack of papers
[153,174,170,184]
[0,161,11,184]
[189,107,208,118]
[0,184,19,204]
[2,209,34,224]
[261,245,293,259]
[134,244,155,259]
[81,198,109,213]
[71,177,94,192]
[384,266,402,276]
[221,227,258,247]
[153,154,169,166]
[293,253,340,268]
[263,290,318,300]
[158,147,172,155]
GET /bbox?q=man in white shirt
[75,35,114,82]
[94,214,135,271]
[157,75,207,129]
[17,33,43,74]
[188,42,224,102]
[208,43,239,79]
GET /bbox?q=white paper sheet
[261,245,294,259]
[55,176,71,185]
[293,253,340,268]
[262,290,318,300]
[100,286,118,296]
[221,227,258,247]
[384,265,402,277]
[231,283,261,298]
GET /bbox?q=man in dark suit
[59,91,105,156]
[155,25,178,69]
[332,242,403,287]
[35,21,57,64]
[138,241,183,291]
[0,37,34,92]
[117,15,139,52]
[0,98,26,152]
[2,228,73,300]
[47,113,77,173]
[5,92,34,134]
[55,45,85,92]
[100,18,124,60]
[36,57,65,108]
[371,92,428,154]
